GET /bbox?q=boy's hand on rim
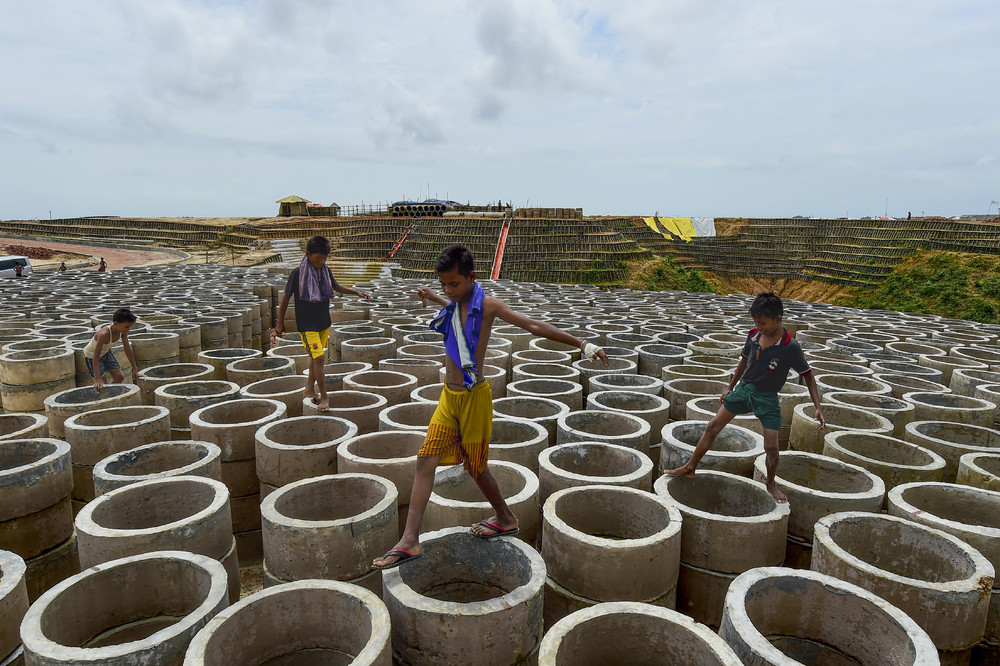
[719,388,731,403]
[814,407,826,429]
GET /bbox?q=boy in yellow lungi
[274,235,370,411]
[374,245,609,569]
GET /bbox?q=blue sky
[1,0,998,220]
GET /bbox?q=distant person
[273,235,371,411]
[907,211,912,220]
[58,262,67,271]
[97,258,107,272]
[372,244,609,570]
[13,263,23,278]
[665,292,826,502]
[85,308,142,390]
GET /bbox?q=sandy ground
[0,237,179,270]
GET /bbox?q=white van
[0,256,32,278]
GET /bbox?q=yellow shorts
[299,329,329,360]
[418,381,493,479]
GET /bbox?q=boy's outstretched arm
[335,283,371,301]
[490,299,609,368]
[801,372,826,429]
[416,286,449,307]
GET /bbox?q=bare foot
[471,515,518,537]
[767,483,788,503]
[303,390,318,402]
[372,540,422,568]
[665,465,696,478]
[316,395,329,412]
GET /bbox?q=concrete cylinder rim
[92,440,222,485]
[182,578,390,666]
[260,472,397,529]
[256,414,359,451]
[538,442,655,484]
[64,404,170,431]
[888,481,1000,538]
[655,470,790,524]
[76,475,230,538]
[21,550,228,663]
[430,460,538,509]
[824,431,945,471]
[544,484,683,549]
[754,451,886,501]
[339,430,426,465]
[189,398,286,428]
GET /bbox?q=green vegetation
[624,256,716,293]
[838,250,1000,323]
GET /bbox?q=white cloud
[0,0,998,219]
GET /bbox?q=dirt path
[0,237,179,270]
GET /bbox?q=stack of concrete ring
[1,265,1000,663]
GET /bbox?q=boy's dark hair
[750,292,783,319]
[435,244,475,276]
[113,308,137,324]
[306,235,331,255]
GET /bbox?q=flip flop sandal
[473,520,520,539]
[374,549,422,571]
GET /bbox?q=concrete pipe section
[224,355,295,388]
[587,390,671,446]
[343,370,418,407]
[556,410,651,456]
[197,348,262,380]
[572,357,636,394]
[92,440,223,495]
[74,476,239,601]
[377,401,437,433]
[823,431,946,496]
[659,421,764,478]
[261,473,397,588]
[903,391,998,428]
[904,421,1000,483]
[238,374,308,418]
[814,373,892,396]
[661,362,730,384]
[875,372,952,399]
[538,442,654,504]
[382,526,545,666]
[822,391,916,437]
[488,417,549,472]
[137,363,216,404]
[507,378,583,410]
[42,384,141,439]
[654,471,789,628]
[511,362,582,385]
[255,415,358,490]
[338,430,425,505]
[789,402,893,453]
[662,379,730,422]
[537,602,741,665]
[0,413,48,441]
[812,511,995,660]
[588,372,663,396]
[341,336,397,365]
[952,369,1000,397]
[378,358,442,387]
[493,396,571,445]
[21,551,228,666]
[919,354,989,385]
[958,452,1000,492]
[0,438,73,559]
[62,405,171,506]
[265,344,311,374]
[719,567,939,665]
[424,461,540,543]
[686,396,763,435]
[754,451,885,541]
[888,482,1000,591]
[152,380,241,436]
[184,580,390,665]
[302,390,388,434]
[0,549,28,664]
[305,361,372,392]
[189,398,286,465]
[541,486,681,627]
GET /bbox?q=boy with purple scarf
[274,235,370,411]
[373,245,609,569]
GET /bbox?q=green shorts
[723,382,782,431]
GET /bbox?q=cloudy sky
[2,1,998,220]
